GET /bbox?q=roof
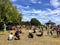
[45,20,55,24]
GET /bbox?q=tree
[25,21,30,26]
[0,0,22,25]
[30,18,42,26]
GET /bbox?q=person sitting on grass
[28,30,34,38]
[19,28,22,34]
[8,32,13,40]
[14,28,20,40]
[33,28,36,33]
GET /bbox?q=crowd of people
[46,25,60,36]
[8,26,22,40]
[7,25,60,41]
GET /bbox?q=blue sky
[10,0,60,25]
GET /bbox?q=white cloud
[31,0,37,3]
[30,0,42,4]
[21,8,60,25]
[38,1,42,4]
[10,0,17,2]
[21,8,60,17]
[22,16,30,21]
[13,2,60,25]
[10,0,60,25]
[13,4,30,9]
[50,0,60,8]
[49,8,60,15]
[19,5,30,9]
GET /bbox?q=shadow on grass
[52,35,60,39]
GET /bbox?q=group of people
[28,27,43,38]
[8,26,22,40]
[28,26,60,38]
[46,25,60,36]
[8,25,60,40]
[56,25,60,36]
[8,26,43,40]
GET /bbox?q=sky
[10,0,60,25]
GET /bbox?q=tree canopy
[30,18,42,26]
[0,0,22,25]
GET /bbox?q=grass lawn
[0,29,60,45]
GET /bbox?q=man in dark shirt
[14,30,20,40]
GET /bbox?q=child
[8,33,13,40]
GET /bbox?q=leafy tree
[30,18,42,26]
[25,21,30,26]
[0,0,22,25]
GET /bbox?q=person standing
[57,26,60,36]
[39,27,43,36]
[3,24,7,31]
[49,27,53,36]
[47,26,50,35]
